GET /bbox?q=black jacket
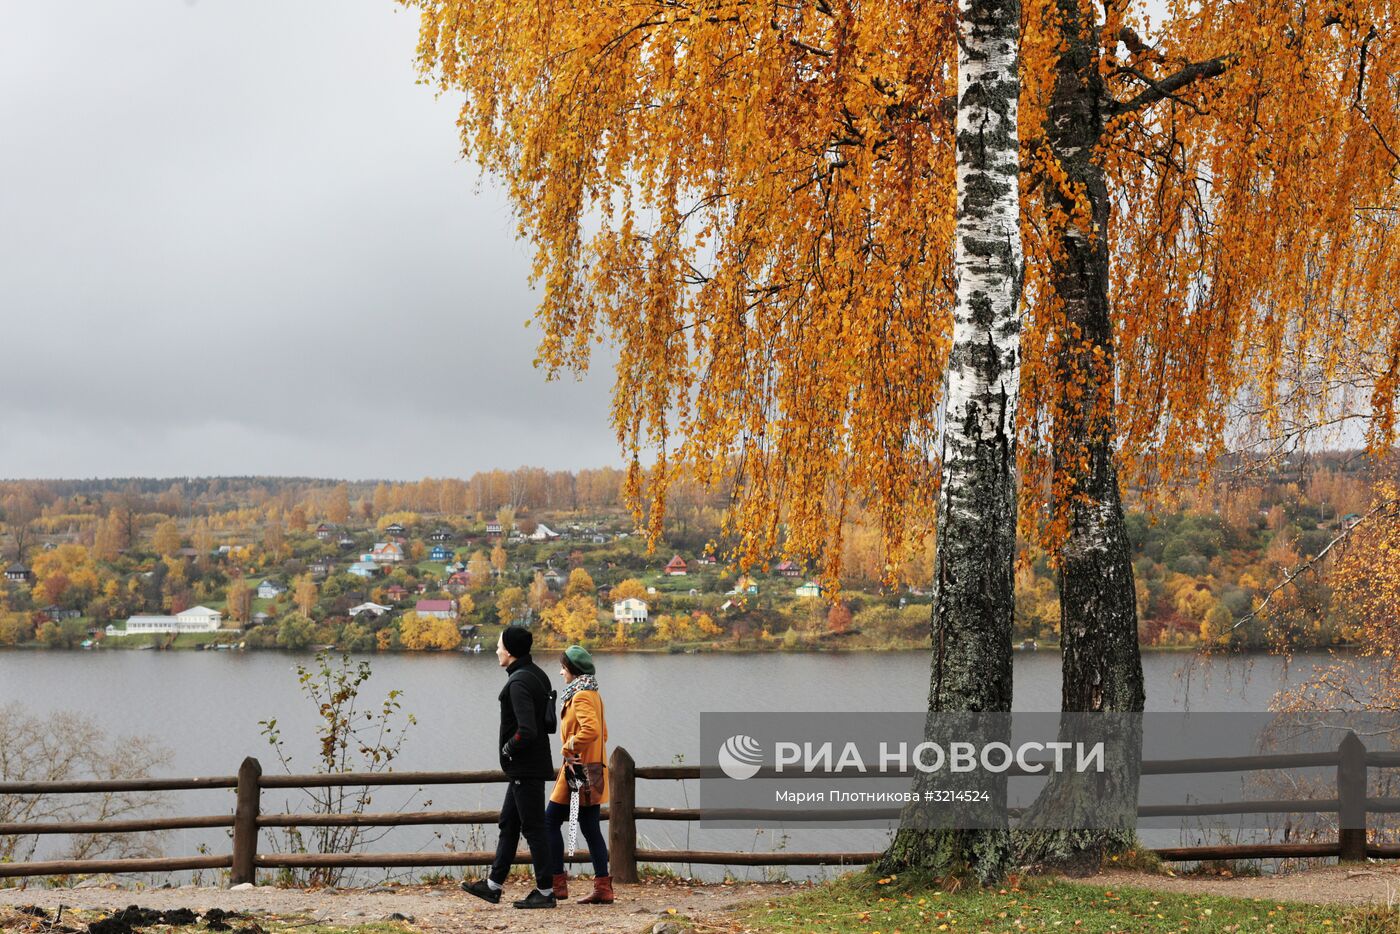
[498,656,555,780]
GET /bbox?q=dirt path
[6,866,1400,932]
[1084,865,1400,908]
[0,879,783,933]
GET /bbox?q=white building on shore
[613,597,649,625]
[108,605,224,636]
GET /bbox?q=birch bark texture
[932,0,1022,716]
[879,0,1021,882]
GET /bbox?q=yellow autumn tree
[1279,485,1400,711]
[403,0,1400,877]
[402,0,1396,569]
[294,575,318,617]
[496,586,526,625]
[151,519,182,558]
[467,550,492,590]
[610,578,648,604]
[399,611,463,651]
[30,545,100,607]
[92,514,123,562]
[226,576,252,626]
[540,595,598,645]
[564,567,595,599]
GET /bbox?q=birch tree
[402,0,1398,879]
[878,0,1022,882]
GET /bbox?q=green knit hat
[564,644,596,675]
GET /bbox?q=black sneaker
[461,878,501,904]
[512,888,557,909]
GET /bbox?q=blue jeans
[545,799,609,877]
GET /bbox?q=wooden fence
[2,733,1399,883]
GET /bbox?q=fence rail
[2,732,1397,882]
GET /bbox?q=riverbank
[0,638,1364,655]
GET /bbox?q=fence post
[1337,731,1367,861]
[609,746,638,883]
[231,756,262,885]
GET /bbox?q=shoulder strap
[524,665,554,698]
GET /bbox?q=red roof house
[664,555,688,576]
[414,599,458,620]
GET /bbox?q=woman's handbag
[564,754,606,807]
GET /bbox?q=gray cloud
[0,0,619,479]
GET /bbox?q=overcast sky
[0,0,620,481]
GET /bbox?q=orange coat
[550,687,608,805]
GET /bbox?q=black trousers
[546,799,609,877]
[490,777,551,889]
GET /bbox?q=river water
[0,649,1345,882]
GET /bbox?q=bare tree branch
[1232,496,1400,631]
[1109,56,1231,117]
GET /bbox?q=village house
[529,523,560,542]
[795,580,823,598]
[5,562,31,582]
[727,576,760,595]
[251,611,272,626]
[415,599,457,620]
[429,528,453,542]
[347,560,380,578]
[485,522,502,536]
[543,568,567,588]
[429,545,453,562]
[384,584,408,602]
[775,560,802,578]
[338,534,356,547]
[110,605,224,636]
[613,597,649,625]
[41,605,81,621]
[384,523,406,536]
[349,602,392,618]
[309,560,333,578]
[315,523,336,540]
[257,579,286,599]
[664,555,688,576]
[445,570,471,591]
[366,542,404,563]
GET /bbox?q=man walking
[462,625,556,909]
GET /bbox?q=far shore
[0,640,1359,656]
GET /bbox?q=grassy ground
[735,874,1400,933]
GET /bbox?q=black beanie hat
[501,625,533,659]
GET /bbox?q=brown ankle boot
[551,872,569,900]
[577,875,613,904]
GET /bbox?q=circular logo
[717,734,763,781]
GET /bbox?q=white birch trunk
[880,0,1022,884]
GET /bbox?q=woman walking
[547,645,613,905]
